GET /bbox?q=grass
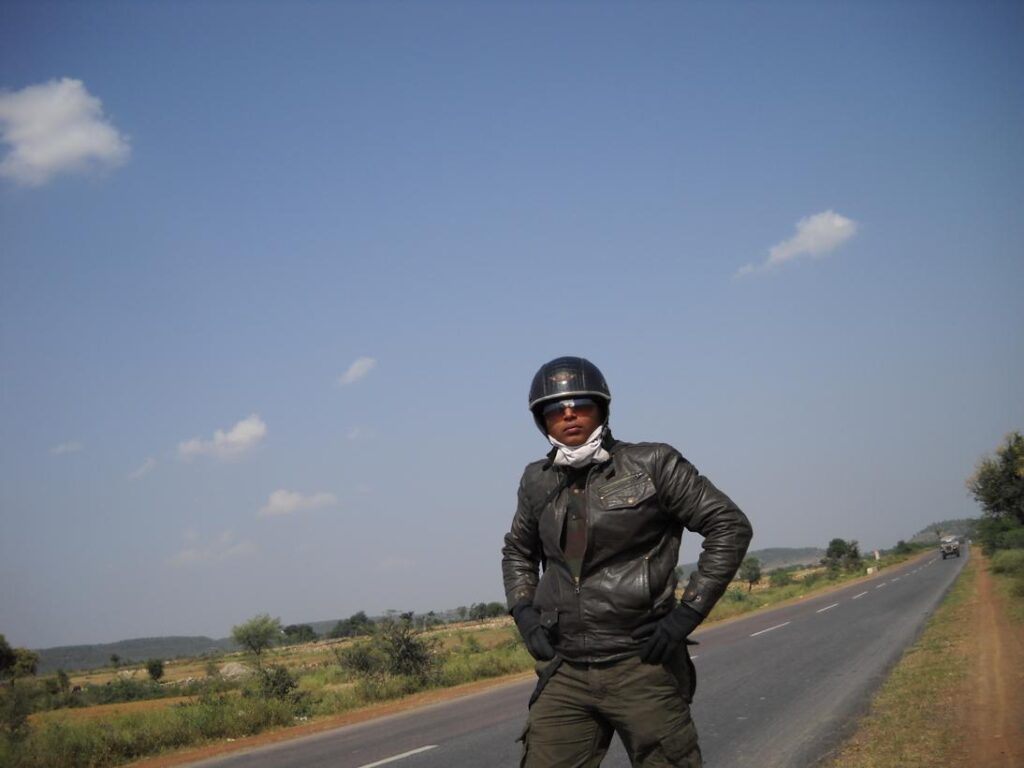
[826,554,975,767]
[2,626,534,768]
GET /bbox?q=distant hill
[37,636,237,675]
[911,518,978,543]
[679,546,825,577]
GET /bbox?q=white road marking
[691,655,699,661]
[852,591,868,600]
[891,577,900,582]
[357,746,438,768]
[816,603,839,614]
[751,621,791,637]
[875,583,887,589]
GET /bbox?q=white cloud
[259,489,338,518]
[50,441,83,456]
[0,78,130,186]
[738,210,857,276]
[338,357,377,385]
[178,414,267,461]
[169,529,257,567]
[128,457,156,480]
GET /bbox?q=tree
[109,653,121,669]
[738,557,762,592]
[283,624,318,644]
[146,658,165,682]
[825,538,850,562]
[824,539,862,572]
[56,669,71,696]
[0,635,15,680]
[231,613,283,665]
[328,610,374,639]
[12,649,38,678]
[968,431,1024,552]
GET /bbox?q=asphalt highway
[186,548,967,768]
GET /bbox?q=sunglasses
[541,397,598,418]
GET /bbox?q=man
[502,356,752,767]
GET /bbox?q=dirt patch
[31,696,197,725]
[960,555,1024,766]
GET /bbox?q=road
[186,549,967,768]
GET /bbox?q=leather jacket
[502,437,752,662]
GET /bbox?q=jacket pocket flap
[596,473,655,509]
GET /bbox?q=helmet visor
[540,397,599,419]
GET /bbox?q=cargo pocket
[658,719,700,767]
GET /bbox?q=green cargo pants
[519,649,701,767]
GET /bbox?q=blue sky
[1,1,1021,649]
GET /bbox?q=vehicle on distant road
[940,536,961,559]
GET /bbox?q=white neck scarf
[549,425,610,468]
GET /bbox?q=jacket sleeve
[501,470,543,611]
[654,446,752,616]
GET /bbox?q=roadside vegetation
[0,541,936,768]
[969,430,1024,622]
[830,429,1024,766]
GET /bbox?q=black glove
[512,602,555,661]
[631,604,703,664]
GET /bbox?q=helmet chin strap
[548,425,610,467]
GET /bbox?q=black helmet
[529,356,611,433]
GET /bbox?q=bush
[146,659,164,682]
[376,619,440,680]
[337,642,386,676]
[769,569,794,587]
[996,528,1024,551]
[990,549,1024,576]
[253,665,297,700]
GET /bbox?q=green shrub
[11,693,298,768]
[769,569,794,587]
[338,641,386,676]
[990,549,1024,576]
[996,528,1024,551]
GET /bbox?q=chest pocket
[595,471,656,509]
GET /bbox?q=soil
[960,555,1024,767]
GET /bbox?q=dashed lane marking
[852,591,868,599]
[357,746,438,768]
[751,621,791,637]
[816,603,839,614]
[876,583,887,589]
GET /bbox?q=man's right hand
[512,602,555,660]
